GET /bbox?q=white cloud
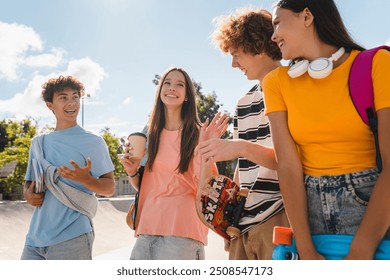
[24,48,65,68]
[64,58,108,97]
[0,21,108,127]
[0,22,68,81]
[0,75,49,118]
[386,38,390,46]
[0,58,108,119]
[0,21,42,81]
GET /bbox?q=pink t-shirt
[135,129,209,245]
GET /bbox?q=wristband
[129,171,139,178]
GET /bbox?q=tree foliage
[0,119,37,199]
[100,127,126,179]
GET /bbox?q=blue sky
[0,0,389,137]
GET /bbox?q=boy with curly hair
[21,75,115,260]
[197,8,289,259]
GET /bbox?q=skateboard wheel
[226,226,241,238]
[238,188,249,197]
[273,226,293,246]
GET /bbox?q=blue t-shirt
[24,125,114,247]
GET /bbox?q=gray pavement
[0,198,228,260]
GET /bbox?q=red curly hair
[211,7,281,60]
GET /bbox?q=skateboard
[272,226,390,260]
[196,175,249,240]
[272,226,299,260]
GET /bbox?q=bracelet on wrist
[129,171,139,178]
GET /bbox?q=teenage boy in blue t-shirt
[21,75,115,260]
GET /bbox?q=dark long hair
[146,67,200,173]
[275,0,364,51]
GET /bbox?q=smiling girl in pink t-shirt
[120,67,225,260]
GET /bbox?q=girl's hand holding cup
[119,132,147,176]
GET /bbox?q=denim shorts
[305,168,390,239]
[130,235,205,260]
[20,231,94,260]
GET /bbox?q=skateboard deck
[196,175,248,240]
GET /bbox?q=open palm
[200,112,229,143]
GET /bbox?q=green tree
[0,122,8,152]
[0,119,37,199]
[100,127,126,179]
[153,75,234,178]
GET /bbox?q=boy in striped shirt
[197,7,289,259]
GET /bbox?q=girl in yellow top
[121,67,225,260]
[263,0,390,259]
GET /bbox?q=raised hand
[200,112,229,143]
[197,112,231,164]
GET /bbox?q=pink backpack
[348,45,390,172]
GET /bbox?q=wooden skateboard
[196,175,249,240]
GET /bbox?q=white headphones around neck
[288,47,345,79]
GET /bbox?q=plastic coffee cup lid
[128,132,147,138]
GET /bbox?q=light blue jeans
[305,168,390,239]
[20,232,94,260]
[130,235,205,260]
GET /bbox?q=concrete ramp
[0,200,228,260]
[0,201,33,259]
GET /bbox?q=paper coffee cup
[128,132,147,161]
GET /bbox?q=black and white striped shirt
[234,84,284,235]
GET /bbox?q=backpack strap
[348,45,390,172]
[348,45,389,124]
